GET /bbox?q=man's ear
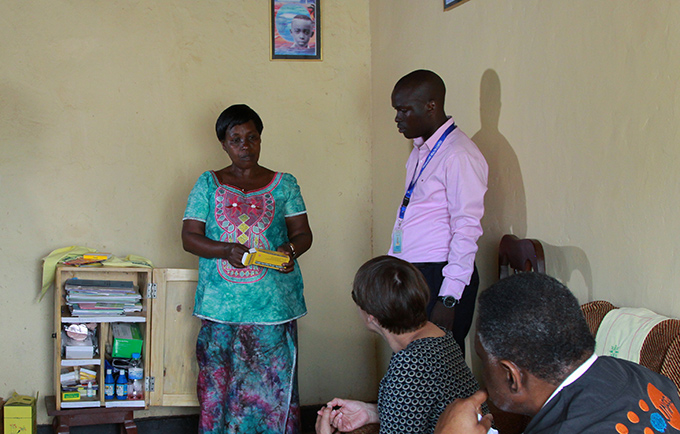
[426,99,437,115]
[499,359,524,394]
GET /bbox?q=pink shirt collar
[413,117,455,151]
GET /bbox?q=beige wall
[0,1,375,424]
[3,0,680,425]
[371,0,680,363]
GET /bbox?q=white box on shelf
[65,346,95,359]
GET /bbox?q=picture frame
[270,0,321,61]
[444,0,472,11]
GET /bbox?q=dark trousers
[413,262,479,356]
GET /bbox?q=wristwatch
[439,296,458,308]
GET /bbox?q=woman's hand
[223,242,250,268]
[275,213,313,273]
[276,243,295,273]
[324,398,378,432]
[182,220,248,268]
[315,406,338,434]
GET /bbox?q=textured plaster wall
[0,1,374,424]
[370,0,680,363]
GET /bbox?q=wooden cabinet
[53,267,200,410]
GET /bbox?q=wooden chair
[489,235,546,434]
[498,234,545,279]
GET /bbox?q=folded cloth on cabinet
[41,246,97,301]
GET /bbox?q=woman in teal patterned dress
[182,104,313,434]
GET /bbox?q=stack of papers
[60,367,98,388]
[64,278,142,316]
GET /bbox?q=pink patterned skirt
[196,320,300,434]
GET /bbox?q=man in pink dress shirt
[388,70,488,354]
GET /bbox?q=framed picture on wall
[444,0,472,11]
[270,0,321,61]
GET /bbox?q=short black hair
[394,70,446,108]
[477,273,595,385]
[352,256,430,334]
[215,104,264,142]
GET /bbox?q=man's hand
[435,390,493,434]
[430,299,455,330]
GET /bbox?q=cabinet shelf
[61,359,102,367]
[59,301,147,324]
[61,316,146,324]
[60,400,102,409]
[104,401,146,408]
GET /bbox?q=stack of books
[64,278,142,317]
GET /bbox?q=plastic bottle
[116,369,128,400]
[127,353,144,400]
[87,381,94,398]
[104,368,115,400]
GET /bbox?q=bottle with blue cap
[104,368,115,400]
[116,369,128,400]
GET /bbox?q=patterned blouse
[378,330,481,434]
[183,171,307,324]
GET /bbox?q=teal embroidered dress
[183,170,307,324]
[184,170,308,434]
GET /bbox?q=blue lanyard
[398,123,456,221]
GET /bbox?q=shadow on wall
[471,70,593,305]
[541,241,593,304]
[473,69,527,290]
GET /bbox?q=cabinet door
[149,268,200,406]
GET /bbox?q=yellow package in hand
[241,248,290,269]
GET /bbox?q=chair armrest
[658,331,680,390]
[580,300,617,337]
[640,319,680,375]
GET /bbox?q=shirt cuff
[439,278,465,300]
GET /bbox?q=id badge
[392,228,403,253]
